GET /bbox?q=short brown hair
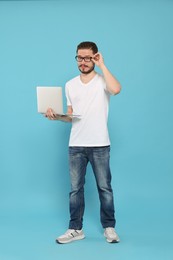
[76,41,98,54]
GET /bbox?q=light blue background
[0,0,173,259]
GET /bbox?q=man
[46,41,121,244]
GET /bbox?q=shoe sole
[106,238,120,243]
[56,234,85,244]
[104,233,120,243]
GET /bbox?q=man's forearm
[100,64,121,95]
[54,114,72,122]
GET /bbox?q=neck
[80,70,96,84]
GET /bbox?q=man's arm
[92,52,121,95]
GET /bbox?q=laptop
[36,86,81,117]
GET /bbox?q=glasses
[75,56,93,62]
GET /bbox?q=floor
[0,206,172,260]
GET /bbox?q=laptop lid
[36,86,64,114]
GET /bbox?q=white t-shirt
[65,73,111,147]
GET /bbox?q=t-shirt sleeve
[65,83,72,106]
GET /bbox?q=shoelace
[66,229,79,237]
[106,228,116,234]
[63,229,71,236]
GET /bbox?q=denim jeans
[68,146,116,230]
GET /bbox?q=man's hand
[45,108,57,120]
[91,52,104,68]
[45,108,72,122]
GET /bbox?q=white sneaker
[56,229,85,244]
[104,227,120,243]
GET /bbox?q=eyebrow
[77,55,92,57]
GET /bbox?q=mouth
[80,65,88,69]
[78,63,95,74]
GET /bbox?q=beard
[78,64,95,74]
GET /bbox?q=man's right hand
[45,108,57,120]
[45,108,72,122]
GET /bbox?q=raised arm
[92,52,121,95]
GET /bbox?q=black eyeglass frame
[75,56,94,62]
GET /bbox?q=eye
[75,56,93,62]
[84,57,92,62]
[75,56,83,62]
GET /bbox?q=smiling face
[76,49,95,74]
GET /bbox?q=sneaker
[56,229,85,244]
[104,227,120,243]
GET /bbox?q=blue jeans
[68,146,116,230]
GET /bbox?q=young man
[46,41,121,244]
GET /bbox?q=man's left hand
[92,52,104,68]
